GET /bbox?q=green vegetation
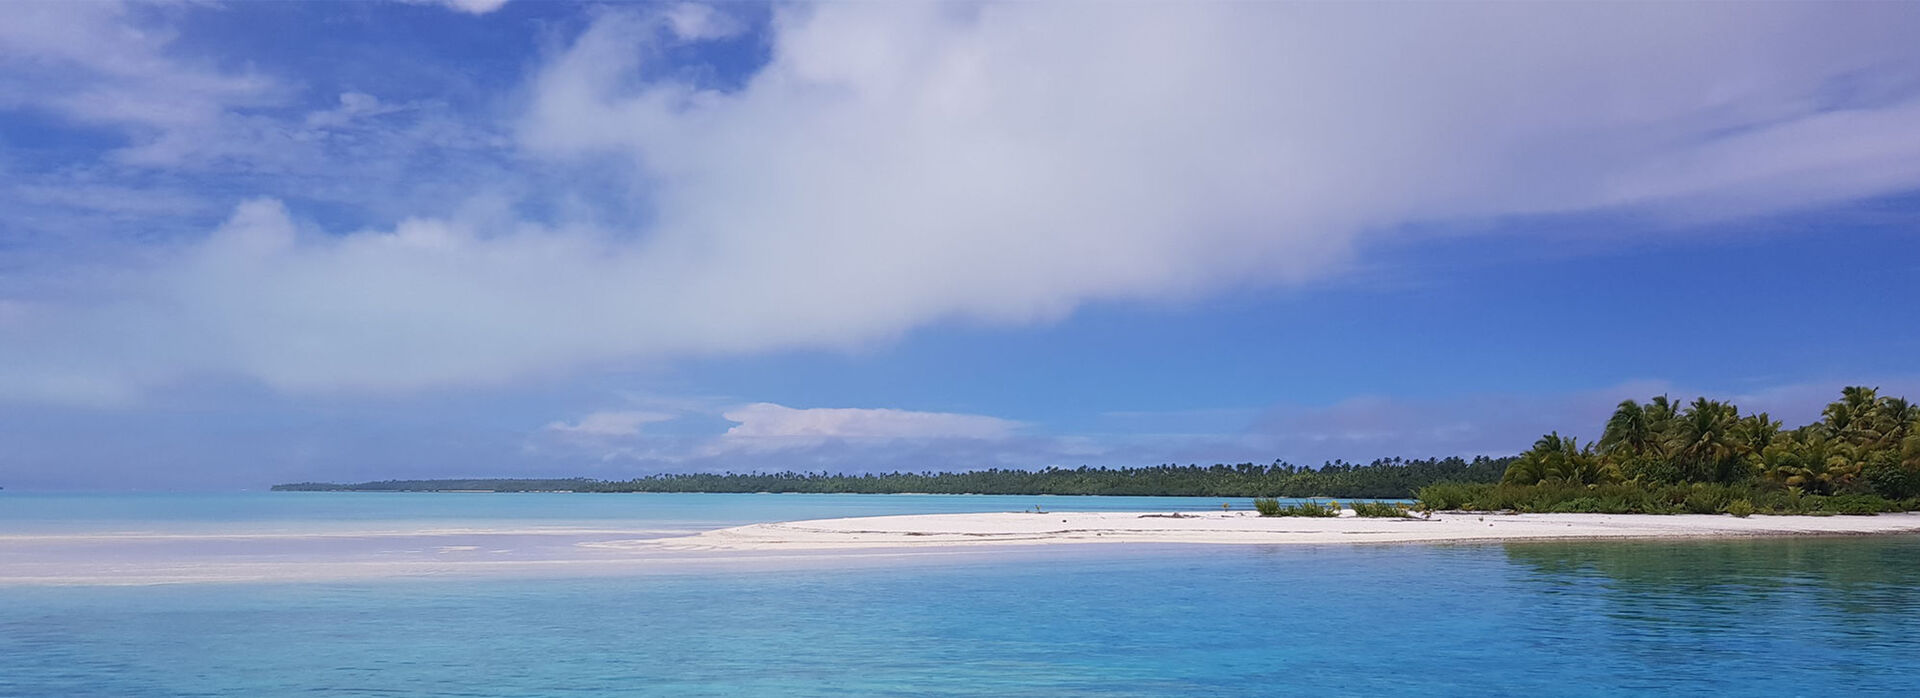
[273,455,1510,498]
[1256,499,1341,517]
[271,387,1920,518]
[1421,387,1920,515]
[1252,497,1284,516]
[1349,500,1411,518]
[1414,480,1912,515]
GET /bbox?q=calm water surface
[3,493,1918,696]
[0,491,1275,534]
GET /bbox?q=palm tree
[1599,399,1667,459]
[1871,397,1916,449]
[1903,427,1920,468]
[1734,412,1781,455]
[1504,432,1611,485]
[1824,386,1881,439]
[1671,398,1747,482]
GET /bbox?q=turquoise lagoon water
[0,491,1269,533]
[4,493,1920,696]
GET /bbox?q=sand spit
[660,510,1920,551]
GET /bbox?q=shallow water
[0,491,1273,534]
[3,494,1918,696]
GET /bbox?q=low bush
[1726,499,1756,518]
[1822,493,1899,515]
[1259,499,1342,517]
[1681,484,1734,515]
[1350,500,1409,518]
[1253,497,1283,516]
[1864,461,1920,500]
[1414,482,1492,511]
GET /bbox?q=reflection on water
[1501,537,1920,694]
[1506,536,1920,613]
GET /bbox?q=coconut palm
[1871,397,1917,449]
[1670,398,1748,482]
[1761,427,1853,493]
[1903,427,1920,468]
[1734,412,1781,455]
[1824,386,1881,439]
[1504,432,1611,485]
[1600,399,1668,459]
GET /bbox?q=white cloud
[664,4,744,41]
[305,92,408,129]
[0,2,280,151]
[414,0,511,16]
[7,3,1920,402]
[692,402,1023,457]
[545,410,674,437]
[530,401,1030,467]
[721,402,1018,439]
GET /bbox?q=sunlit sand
[10,511,1920,586]
[662,510,1920,551]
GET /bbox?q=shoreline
[660,510,1920,551]
[9,511,1920,586]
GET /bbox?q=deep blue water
[3,494,1919,696]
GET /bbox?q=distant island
[279,387,1920,516]
[272,455,1510,499]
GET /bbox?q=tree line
[1425,386,1920,514]
[272,456,1511,498]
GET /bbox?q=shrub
[1682,484,1734,515]
[1350,500,1409,518]
[1550,496,1604,513]
[1618,456,1687,485]
[1292,500,1341,517]
[1726,499,1756,518]
[1863,461,1920,500]
[1819,493,1897,515]
[1253,497,1283,517]
[1416,482,1496,511]
[1259,499,1342,517]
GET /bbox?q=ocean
[3,493,1918,696]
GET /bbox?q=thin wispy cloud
[545,410,675,438]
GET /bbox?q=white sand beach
[9,511,1920,586]
[661,510,1920,551]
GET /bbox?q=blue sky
[2,1,1918,490]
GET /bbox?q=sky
[1,1,1918,490]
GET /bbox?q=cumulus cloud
[7,3,1920,403]
[545,410,674,437]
